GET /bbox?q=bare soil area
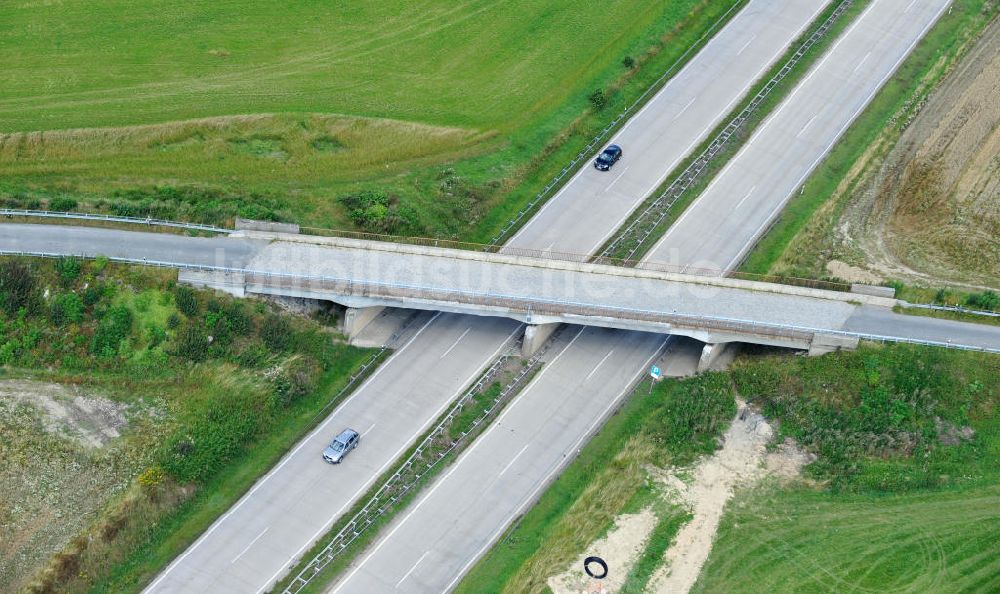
[0,380,149,592]
[648,403,809,594]
[832,18,1000,288]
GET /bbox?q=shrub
[173,323,209,362]
[81,283,104,307]
[174,285,199,317]
[223,300,252,336]
[50,292,84,326]
[271,356,320,406]
[48,196,78,211]
[55,256,82,286]
[0,261,40,316]
[965,290,998,311]
[166,312,182,329]
[261,314,291,352]
[588,88,607,111]
[622,56,635,68]
[91,305,133,357]
[337,189,416,234]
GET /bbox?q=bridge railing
[0,208,230,234]
[4,249,997,354]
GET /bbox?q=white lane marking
[145,311,442,594]
[647,0,883,260]
[736,34,756,56]
[443,337,671,593]
[796,114,818,137]
[734,186,757,211]
[604,166,630,192]
[331,327,588,594]
[585,349,616,381]
[853,51,872,74]
[231,527,269,564]
[440,327,472,359]
[255,320,524,594]
[363,422,377,435]
[396,551,430,588]
[498,444,531,478]
[671,96,697,121]
[724,0,953,271]
[904,0,918,13]
[544,242,556,253]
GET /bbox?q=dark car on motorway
[594,144,623,171]
[323,428,360,464]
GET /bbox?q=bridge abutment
[344,306,386,342]
[522,323,560,358]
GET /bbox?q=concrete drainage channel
[276,326,563,594]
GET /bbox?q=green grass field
[0,0,735,235]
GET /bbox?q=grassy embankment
[0,257,376,593]
[692,344,1000,593]
[460,342,1000,593]
[740,0,998,284]
[0,0,740,240]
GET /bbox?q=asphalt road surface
[647,0,953,272]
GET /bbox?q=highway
[647,0,953,271]
[327,0,957,592]
[0,1,826,592]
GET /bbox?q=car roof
[334,428,359,441]
[606,144,621,152]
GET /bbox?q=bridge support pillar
[344,306,385,341]
[522,323,560,358]
[697,342,731,373]
[808,334,859,356]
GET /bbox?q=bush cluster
[338,189,419,234]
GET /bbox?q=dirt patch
[0,380,150,592]
[825,259,882,284]
[833,18,1000,288]
[547,507,658,594]
[0,380,129,448]
[647,402,809,594]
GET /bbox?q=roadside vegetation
[742,0,999,292]
[457,372,736,593]
[0,257,375,593]
[459,342,1000,593]
[693,344,1000,592]
[0,0,741,240]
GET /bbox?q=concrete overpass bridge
[166,232,1000,358]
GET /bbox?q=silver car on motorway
[323,428,360,464]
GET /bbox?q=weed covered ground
[459,342,1000,593]
[0,0,738,237]
[693,344,1000,593]
[0,257,374,593]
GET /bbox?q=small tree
[622,56,635,69]
[261,314,291,352]
[588,89,608,111]
[175,285,199,317]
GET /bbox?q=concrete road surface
[647,0,953,271]
[328,1,958,593]
[136,1,826,591]
[507,0,827,257]
[146,312,522,594]
[330,327,669,594]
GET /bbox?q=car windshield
[331,441,345,452]
[597,154,612,163]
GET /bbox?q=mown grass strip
[619,506,692,594]
[739,0,999,277]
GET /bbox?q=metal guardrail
[3,249,997,354]
[299,227,852,292]
[599,0,855,262]
[0,209,230,234]
[484,1,746,247]
[904,302,1000,319]
[281,327,556,594]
